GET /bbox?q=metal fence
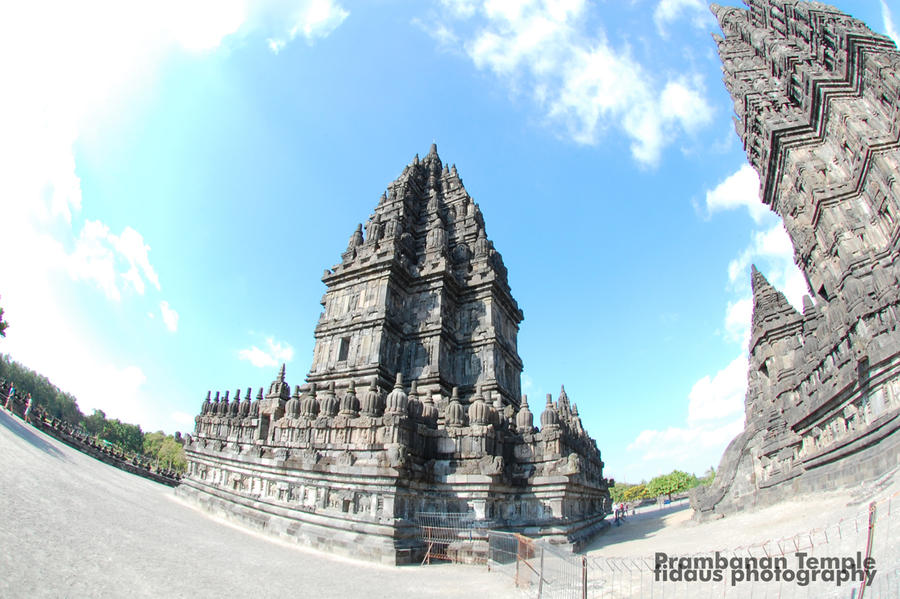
[484,490,900,598]
[415,512,487,565]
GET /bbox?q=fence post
[858,501,877,599]
[515,537,520,587]
[538,546,544,598]
[582,555,587,599]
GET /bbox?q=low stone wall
[31,414,181,488]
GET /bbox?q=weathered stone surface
[694,1,900,519]
[180,146,611,562]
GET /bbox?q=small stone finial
[420,392,438,426]
[516,395,534,432]
[446,387,466,427]
[278,363,286,381]
[468,385,490,426]
[340,379,360,417]
[286,386,302,417]
[346,223,364,253]
[385,372,408,416]
[540,393,559,428]
[407,381,422,420]
[320,381,339,417]
[300,385,319,418]
[802,294,814,314]
[256,388,263,400]
[361,378,382,417]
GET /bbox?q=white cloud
[239,337,295,368]
[160,301,179,333]
[882,1,900,47]
[653,0,710,37]
[267,0,349,52]
[704,164,770,224]
[0,0,347,435]
[627,353,746,477]
[64,220,161,302]
[628,416,744,467]
[723,297,752,347]
[441,0,479,19]
[171,411,196,428]
[430,0,713,165]
[687,354,747,425]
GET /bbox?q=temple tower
[181,146,609,563]
[307,144,524,407]
[694,2,900,518]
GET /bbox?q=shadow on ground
[582,500,692,552]
[0,410,66,460]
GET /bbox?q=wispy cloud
[882,1,900,46]
[421,0,713,166]
[0,0,347,433]
[160,301,179,333]
[266,0,349,53]
[654,0,711,37]
[703,164,770,224]
[239,337,295,368]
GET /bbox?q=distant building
[179,145,611,563]
[694,1,900,518]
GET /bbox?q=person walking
[4,382,14,411]
[23,393,33,423]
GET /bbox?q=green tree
[100,418,143,454]
[0,296,8,338]
[143,431,166,457]
[609,483,630,504]
[83,409,107,436]
[647,470,697,500]
[0,354,84,424]
[157,437,186,471]
[622,483,648,502]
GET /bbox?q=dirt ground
[3,407,897,598]
[0,410,521,599]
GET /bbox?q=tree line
[609,468,716,504]
[0,353,186,472]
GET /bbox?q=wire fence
[415,512,487,565]
[481,490,900,598]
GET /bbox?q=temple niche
[178,145,611,564]
[693,1,900,519]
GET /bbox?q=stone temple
[694,1,900,518]
[179,145,611,563]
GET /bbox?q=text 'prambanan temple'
[178,145,611,563]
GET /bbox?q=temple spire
[750,265,802,348]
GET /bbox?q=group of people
[613,502,631,525]
[1,379,34,423]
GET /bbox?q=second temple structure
[178,145,611,563]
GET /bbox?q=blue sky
[1,0,897,482]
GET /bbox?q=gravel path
[0,411,520,599]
